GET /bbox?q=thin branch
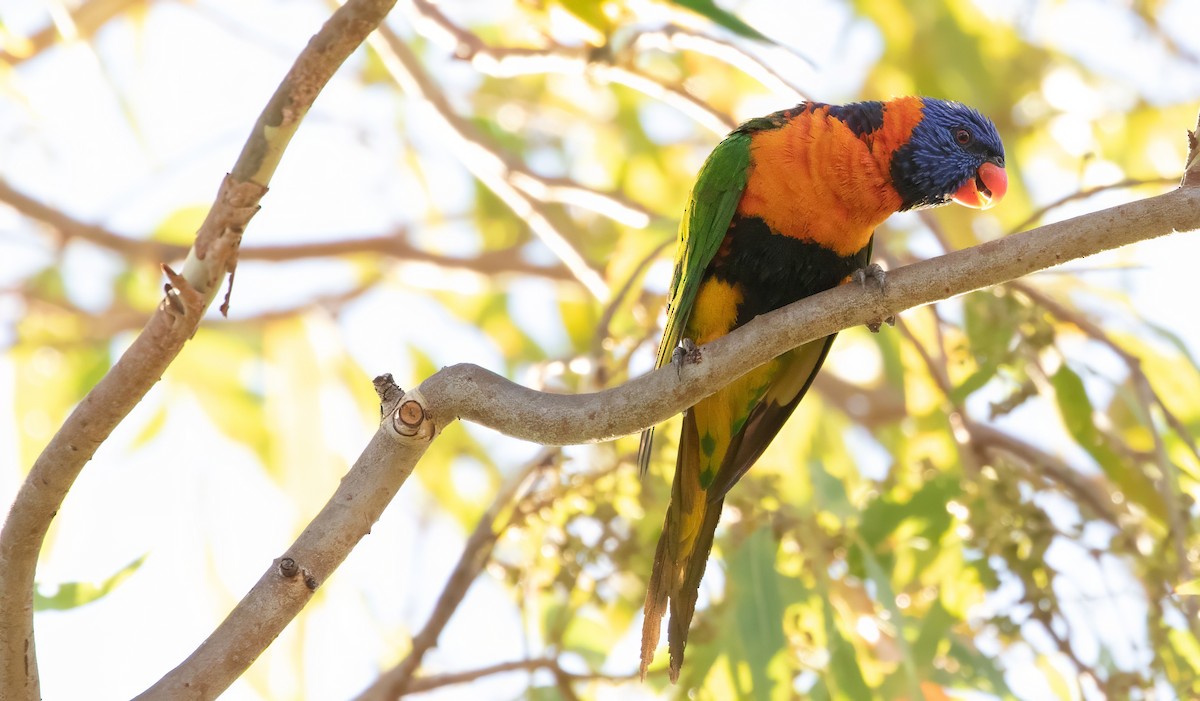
[361,15,611,301]
[404,0,735,135]
[354,448,556,700]
[401,655,642,695]
[810,372,907,427]
[588,236,674,373]
[1008,176,1179,235]
[1011,280,1198,613]
[404,657,556,694]
[16,274,379,342]
[116,131,1200,701]
[400,3,654,226]
[418,183,1200,446]
[627,25,807,101]
[0,178,579,283]
[0,0,147,65]
[895,313,984,477]
[0,2,398,699]
[966,420,1121,526]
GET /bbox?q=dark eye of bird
[953,128,973,146]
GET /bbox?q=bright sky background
[2,1,1200,700]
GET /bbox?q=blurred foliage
[3,0,1200,700]
[33,555,146,611]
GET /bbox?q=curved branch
[352,449,554,700]
[0,176,577,283]
[418,184,1200,445]
[123,146,1200,699]
[0,2,398,699]
[135,379,434,700]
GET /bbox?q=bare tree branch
[404,0,735,135]
[0,2,398,698]
[360,17,611,301]
[124,149,1200,700]
[0,177,579,283]
[0,0,148,65]
[627,24,807,101]
[1010,280,1198,615]
[1008,176,1180,234]
[417,183,1200,446]
[400,655,642,695]
[135,376,434,701]
[352,448,554,701]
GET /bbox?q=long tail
[640,411,725,682]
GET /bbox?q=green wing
[637,130,752,475]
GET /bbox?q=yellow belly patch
[686,278,743,345]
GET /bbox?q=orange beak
[951,161,1007,210]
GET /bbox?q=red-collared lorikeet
[637,96,1007,681]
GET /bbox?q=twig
[417,182,1200,446]
[354,448,556,700]
[1008,176,1178,234]
[895,312,984,477]
[106,125,1200,701]
[0,0,145,65]
[588,236,674,365]
[401,655,642,695]
[1010,280,1197,614]
[404,0,735,135]
[405,658,556,694]
[18,273,381,341]
[965,420,1120,525]
[628,25,807,101]
[0,178,579,283]
[0,2,399,699]
[361,16,611,301]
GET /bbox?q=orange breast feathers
[736,98,925,257]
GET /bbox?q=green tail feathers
[639,411,726,682]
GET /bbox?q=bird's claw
[671,338,702,379]
[854,264,893,332]
[852,263,888,292]
[866,315,896,334]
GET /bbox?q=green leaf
[858,474,958,550]
[945,635,1013,694]
[824,596,871,700]
[964,292,1017,367]
[555,0,611,35]
[1036,654,1080,701]
[1175,578,1200,596]
[152,204,209,245]
[1145,317,1200,376]
[860,546,921,700]
[668,0,772,42]
[35,555,147,611]
[726,527,789,699]
[949,365,995,405]
[912,601,954,668]
[1050,364,1166,516]
[562,610,616,668]
[130,404,168,449]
